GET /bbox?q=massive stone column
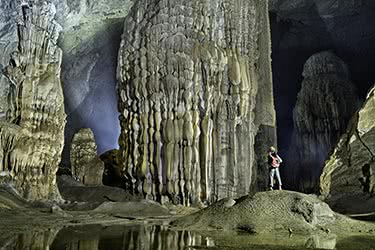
[117,0,276,204]
[0,1,66,200]
[320,85,375,211]
[287,51,359,192]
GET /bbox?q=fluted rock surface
[70,128,104,185]
[117,0,276,204]
[286,51,359,192]
[0,1,66,200]
[320,86,375,204]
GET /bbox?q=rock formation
[320,85,375,211]
[172,190,375,236]
[0,1,66,200]
[70,128,104,185]
[287,51,359,192]
[117,0,276,205]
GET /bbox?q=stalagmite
[70,128,104,185]
[0,0,66,200]
[117,0,276,204]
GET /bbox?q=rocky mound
[172,191,374,235]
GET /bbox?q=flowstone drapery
[0,1,66,200]
[117,0,276,204]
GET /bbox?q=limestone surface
[287,51,359,191]
[117,0,276,205]
[172,191,375,235]
[70,128,104,185]
[0,0,66,200]
[320,85,375,210]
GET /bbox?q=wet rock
[287,51,360,191]
[70,128,104,185]
[320,85,375,213]
[117,0,276,205]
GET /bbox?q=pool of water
[2,223,375,250]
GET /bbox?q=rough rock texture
[172,191,375,235]
[0,1,134,167]
[117,0,276,205]
[320,85,375,212]
[70,128,104,185]
[0,1,66,200]
[286,51,359,192]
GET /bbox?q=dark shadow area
[270,1,375,190]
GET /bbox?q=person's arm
[277,154,283,163]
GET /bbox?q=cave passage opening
[269,1,375,191]
[61,19,125,167]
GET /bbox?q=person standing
[268,146,283,190]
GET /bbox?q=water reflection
[0,229,59,250]
[304,234,337,249]
[2,224,375,250]
[51,224,213,250]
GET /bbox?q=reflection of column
[305,234,336,250]
[13,229,60,250]
[78,240,99,250]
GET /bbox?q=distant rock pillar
[70,128,104,185]
[288,51,360,192]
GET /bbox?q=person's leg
[269,168,275,190]
[276,168,282,190]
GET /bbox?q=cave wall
[117,0,276,204]
[320,85,375,212]
[0,0,66,200]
